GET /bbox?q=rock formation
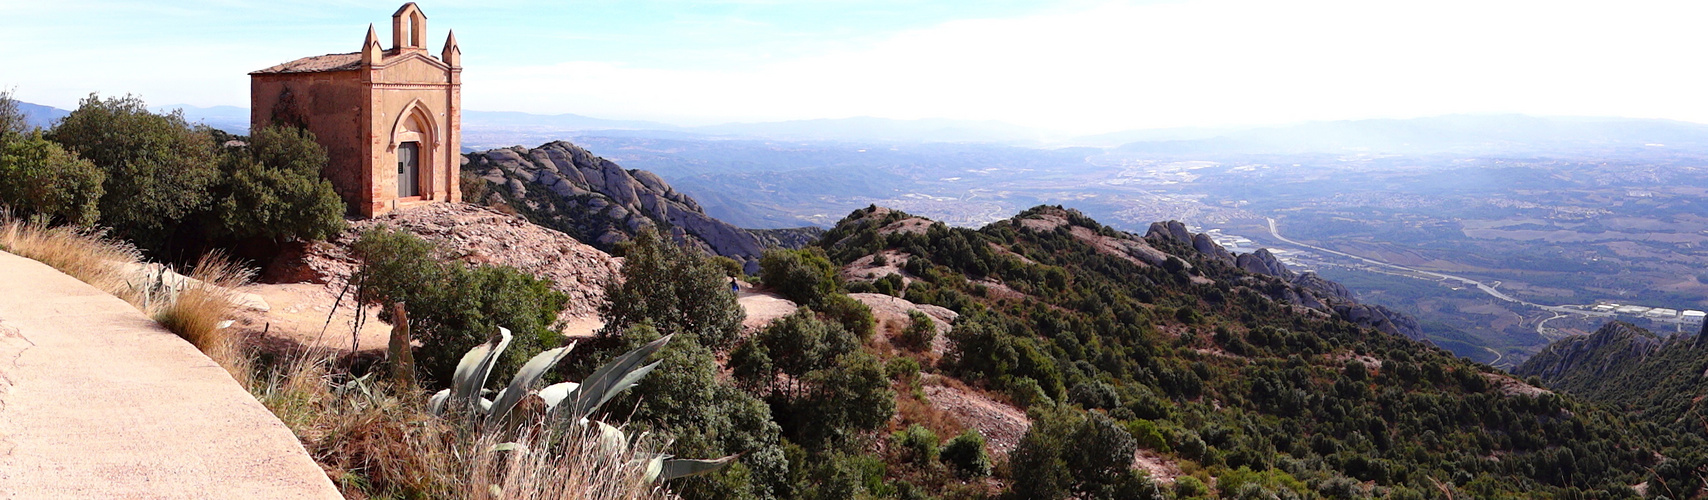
[1515,322,1663,381]
[1147,219,1428,343]
[275,203,621,319]
[465,141,769,273]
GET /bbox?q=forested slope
[804,204,1678,498]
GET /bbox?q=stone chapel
[250,3,462,217]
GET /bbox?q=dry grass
[0,216,144,303]
[153,252,255,387]
[0,216,255,387]
[4,215,670,498]
[257,354,669,500]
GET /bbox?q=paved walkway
[0,251,340,499]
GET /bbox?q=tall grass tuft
[153,252,255,387]
[256,355,670,500]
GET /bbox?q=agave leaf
[538,382,580,409]
[658,455,739,482]
[592,419,628,455]
[554,335,673,424]
[449,327,513,416]
[634,453,667,483]
[427,389,451,415]
[488,343,575,426]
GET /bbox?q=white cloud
[466,0,1708,134]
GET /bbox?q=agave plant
[427,328,736,482]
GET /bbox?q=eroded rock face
[1236,249,1296,280]
[280,203,621,319]
[1143,219,1427,343]
[466,141,767,273]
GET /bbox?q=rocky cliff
[464,141,770,273]
[1513,321,1666,384]
[1146,220,1429,343]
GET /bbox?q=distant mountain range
[19,100,1708,155]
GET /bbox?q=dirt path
[738,288,797,330]
[0,251,340,498]
[237,283,391,353]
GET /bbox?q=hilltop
[795,204,1667,497]
[464,141,793,273]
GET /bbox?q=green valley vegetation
[1515,321,1708,496]
[0,91,344,262]
[789,204,1676,498]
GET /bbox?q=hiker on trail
[730,276,740,293]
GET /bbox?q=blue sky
[6,0,1708,134]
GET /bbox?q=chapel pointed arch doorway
[391,103,437,200]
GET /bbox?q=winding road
[1264,218,1611,319]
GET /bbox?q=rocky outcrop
[1145,221,1193,244]
[1191,233,1235,265]
[465,141,767,273]
[278,203,621,319]
[1236,249,1296,280]
[1515,322,1663,382]
[1142,220,1426,342]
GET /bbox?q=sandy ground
[0,251,339,498]
[738,288,797,331]
[236,283,392,353]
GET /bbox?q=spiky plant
[427,328,736,483]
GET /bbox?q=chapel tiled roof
[250,52,363,75]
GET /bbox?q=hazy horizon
[9,0,1708,135]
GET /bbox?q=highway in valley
[1263,218,1612,320]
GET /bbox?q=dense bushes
[211,125,346,244]
[732,308,896,448]
[588,227,790,500]
[602,229,746,352]
[759,247,838,307]
[0,92,349,260]
[939,429,992,478]
[1010,408,1156,499]
[48,94,221,254]
[350,227,568,386]
[0,133,103,225]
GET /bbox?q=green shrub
[1008,377,1054,409]
[1010,408,1138,498]
[940,430,991,478]
[1173,476,1207,498]
[0,89,27,141]
[593,229,791,499]
[49,94,220,254]
[885,357,921,381]
[892,424,939,464]
[601,228,745,352]
[350,227,568,386]
[817,293,875,340]
[0,132,103,226]
[897,310,937,352]
[1068,381,1120,410]
[759,247,838,307]
[1123,419,1171,453]
[874,273,905,296]
[210,125,345,243]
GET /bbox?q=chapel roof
[250,52,363,75]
